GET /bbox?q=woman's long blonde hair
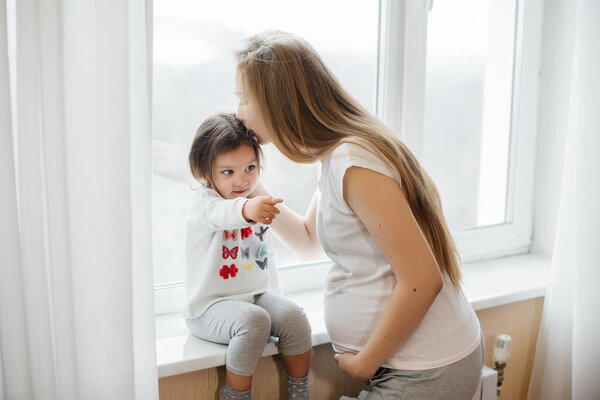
[236,31,462,287]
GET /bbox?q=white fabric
[183,187,279,319]
[0,1,158,399]
[316,142,481,370]
[528,0,600,398]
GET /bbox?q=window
[423,0,518,230]
[153,0,541,314]
[377,0,539,263]
[423,0,540,261]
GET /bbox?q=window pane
[423,0,518,230]
[152,0,379,285]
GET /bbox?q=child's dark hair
[189,113,261,193]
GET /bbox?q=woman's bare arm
[251,182,323,260]
[333,166,443,380]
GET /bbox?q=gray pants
[341,339,483,400]
[186,292,312,376]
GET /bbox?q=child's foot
[219,382,251,400]
[287,374,310,399]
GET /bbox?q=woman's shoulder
[327,138,395,180]
[330,138,374,159]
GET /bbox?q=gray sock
[287,374,309,400]
[219,382,251,400]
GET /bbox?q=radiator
[471,366,498,400]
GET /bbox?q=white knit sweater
[182,187,278,319]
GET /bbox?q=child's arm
[187,189,249,231]
[333,166,443,380]
[251,182,323,261]
[189,188,282,231]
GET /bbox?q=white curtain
[0,0,158,399]
[528,0,600,398]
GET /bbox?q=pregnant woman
[235,31,483,399]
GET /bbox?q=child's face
[212,144,259,199]
[235,71,272,145]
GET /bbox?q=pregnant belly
[324,292,389,353]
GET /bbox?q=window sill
[156,253,550,378]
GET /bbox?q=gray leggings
[341,338,484,400]
[186,292,312,376]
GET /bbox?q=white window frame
[378,0,542,263]
[153,0,543,314]
[453,0,542,262]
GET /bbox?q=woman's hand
[242,196,282,224]
[333,352,378,383]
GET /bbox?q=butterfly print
[240,247,250,259]
[241,227,253,239]
[219,264,238,279]
[223,230,238,241]
[255,257,268,270]
[255,244,268,259]
[244,262,254,271]
[255,226,269,241]
[222,246,239,259]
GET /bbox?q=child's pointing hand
[242,196,283,225]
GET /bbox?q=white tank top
[316,141,481,370]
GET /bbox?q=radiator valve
[493,334,512,398]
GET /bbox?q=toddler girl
[183,113,312,400]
